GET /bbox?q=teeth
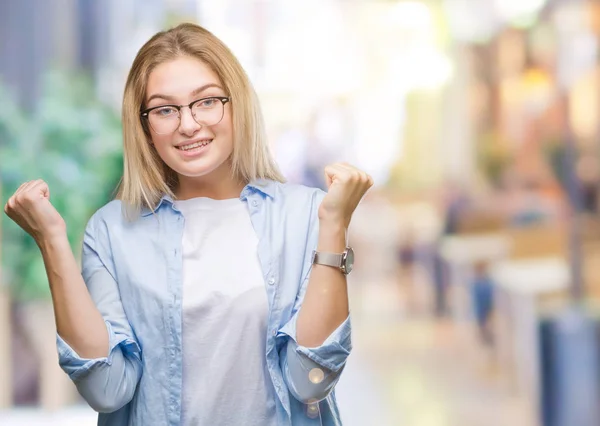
[178,140,211,151]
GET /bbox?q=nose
[178,106,201,136]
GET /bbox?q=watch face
[343,247,354,274]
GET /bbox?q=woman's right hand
[3,179,67,244]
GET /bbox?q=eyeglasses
[140,96,230,135]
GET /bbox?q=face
[144,56,233,185]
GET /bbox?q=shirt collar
[140,193,175,217]
[243,178,276,199]
[140,179,277,217]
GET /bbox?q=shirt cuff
[57,320,139,381]
[277,313,352,372]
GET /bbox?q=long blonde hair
[116,23,284,218]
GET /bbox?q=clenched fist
[3,180,66,244]
[319,163,373,228]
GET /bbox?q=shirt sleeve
[56,214,142,413]
[276,188,352,403]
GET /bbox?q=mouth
[176,139,213,151]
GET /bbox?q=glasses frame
[140,96,231,134]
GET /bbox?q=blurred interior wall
[0,0,80,109]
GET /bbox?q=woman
[4,23,372,425]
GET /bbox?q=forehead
[146,56,221,100]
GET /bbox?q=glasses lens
[191,98,225,127]
[148,107,180,134]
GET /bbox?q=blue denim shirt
[56,179,351,425]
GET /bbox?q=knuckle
[340,173,352,182]
[19,192,33,204]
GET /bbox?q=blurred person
[395,230,422,316]
[441,180,470,236]
[428,182,471,318]
[3,23,373,426]
[430,247,449,318]
[577,154,600,215]
[470,261,495,347]
[397,231,417,271]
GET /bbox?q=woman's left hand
[319,163,374,228]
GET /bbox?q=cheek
[152,134,170,147]
[217,115,234,145]
[151,135,174,157]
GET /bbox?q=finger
[334,163,356,174]
[324,164,348,186]
[31,180,50,200]
[358,171,369,183]
[330,164,355,183]
[15,180,42,199]
[13,188,42,212]
[323,165,335,185]
[3,199,11,215]
[343,166,372,187]
[13,181,34,197]
[336,163,365,183]
[4,195,18,218]
[353,170,372,187]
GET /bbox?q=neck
[175,165,246,201]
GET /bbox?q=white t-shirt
[174,197,279,426]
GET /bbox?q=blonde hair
[116,23,284,218]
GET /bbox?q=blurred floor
[337,274,534,426]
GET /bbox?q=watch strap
[311,250,344,268]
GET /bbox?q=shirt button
[272,330,277,336]
[268,278,275,286]
[252,200,258,207]
[309,368,325,384]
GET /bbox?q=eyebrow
[146,83,224,104]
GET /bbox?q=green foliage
[0,71,123,300]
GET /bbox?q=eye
[196,98,217,109]
[151,106,178,117]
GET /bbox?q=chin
[175,161,228,179]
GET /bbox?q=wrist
[318,206,350,227]
[318,219,346,252]
[36,231,70,253]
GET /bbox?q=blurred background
[2,0,600,425]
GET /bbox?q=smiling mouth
[176,140,213,151]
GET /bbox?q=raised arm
[4,180,142,412]
[278,164,372,403]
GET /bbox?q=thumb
[323,165,337,189]
[32,180,51,201]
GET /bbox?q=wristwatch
[311,247,355,275]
